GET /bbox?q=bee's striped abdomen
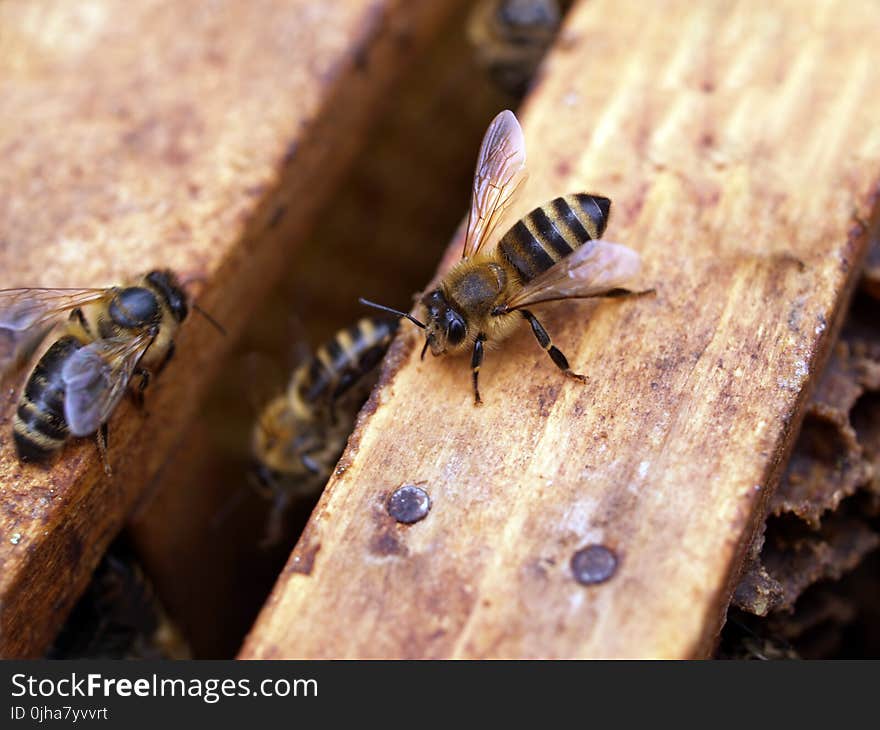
[292,317,399,411]
[13,335,83,462]
[498,193,611,282]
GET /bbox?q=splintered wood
[0,0,460,658]
[732,283,880,621]
[241,0,880,659]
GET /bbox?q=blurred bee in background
[0,270,193,474]
[467,0,563,97]
[251,316,398,546]
[362,110,647,404]
[716,611,800,661]
[48,539,190,660]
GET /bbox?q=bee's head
[421,288,467,356]
[249,412,326,549]
[145,270,189,323]
[252,398,301,477]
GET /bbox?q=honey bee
[49,541,190,659]
[0,270,193,474]
[362,110,645,404]
[467,0,562,97]
[251,316,398,545]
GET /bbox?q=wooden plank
[125,18,510,658]
[240,0,880,659]
[0,0,460,658]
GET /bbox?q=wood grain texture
[240,0,880,659]
[0,0,459,658]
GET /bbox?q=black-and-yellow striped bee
[0,270,189,473]
[251,317,398,545]
[362,110,644,404]
[467,0,562,97]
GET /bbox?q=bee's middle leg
[471,334,487,405]
[520,310,587,383]
[130,368,151,408]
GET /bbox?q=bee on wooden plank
[362,110,645,404]
[0,270,215,474]
[467,0,562,97]
[251,316,398,545]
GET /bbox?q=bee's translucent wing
[0,287,111,332]
[0,287,113,379]
[0,324,53,380]
[462,109,528,260]
[61,333,154,437]
[504,240,642,310]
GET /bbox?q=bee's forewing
[0,287,110,332]
[505,240,642,310]
[0,324,53,379]
[62,335,151,436]
[462,109,528,260]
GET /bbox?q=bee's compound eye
[447,317,466,345]
[110,287,159,329]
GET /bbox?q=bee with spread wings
[361,109,645,404]
[0,271,190,474]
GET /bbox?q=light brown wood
[240,0,880,659]
[0,0,461,658]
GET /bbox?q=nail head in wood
[571,544,618,586]
[387,484,432,524]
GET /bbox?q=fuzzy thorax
[422,253,523,356]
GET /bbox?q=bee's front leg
[471,334,487,406]
[300,452,322,474]
[292,432,325,474]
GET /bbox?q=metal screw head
[570,544,618,585]
[387,484,431,524]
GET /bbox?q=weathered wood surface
[126,18,508,658]
[240,0,880,659]
[0,0,459,658]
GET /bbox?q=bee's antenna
[175,272,226,335]
[358,298,426,329]
[192,303,227,336]
[179,273,207,288]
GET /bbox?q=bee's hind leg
[95,423,112,477]
[471,334,487,406]
[520,310,587,384]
